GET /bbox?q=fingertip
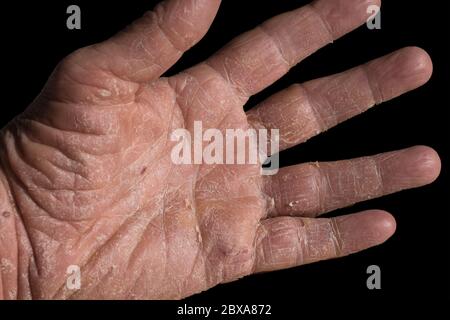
[331,210,396,256]
[377,146,441,192]
[365,47,433,103]
[408,145,442,184]
[402,46,433,86]
[370,210,397,242]
[311,0,382,38]
[371,0,382,11]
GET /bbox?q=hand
[0,0,441,299]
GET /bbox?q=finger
[254,210,395,273]
[248,47,433,152]
[81,0,221,83]
[264,146,441,218]
[192,0,380,98]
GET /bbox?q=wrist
[0,166,18,299]
[0,155,32,299]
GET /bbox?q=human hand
[0,0,441,299]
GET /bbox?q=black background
[0,0,448,315]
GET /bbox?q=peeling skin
[247,48,433,152]
[264,145,440,219]
[0,0,440,300]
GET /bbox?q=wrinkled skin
[0,0,441,299]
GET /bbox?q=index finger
[184,0,381,98]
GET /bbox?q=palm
[0,0,440,299]
[10,48,265,299]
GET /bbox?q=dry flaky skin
[0,0,442,299]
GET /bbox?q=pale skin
[0,0,442,299]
